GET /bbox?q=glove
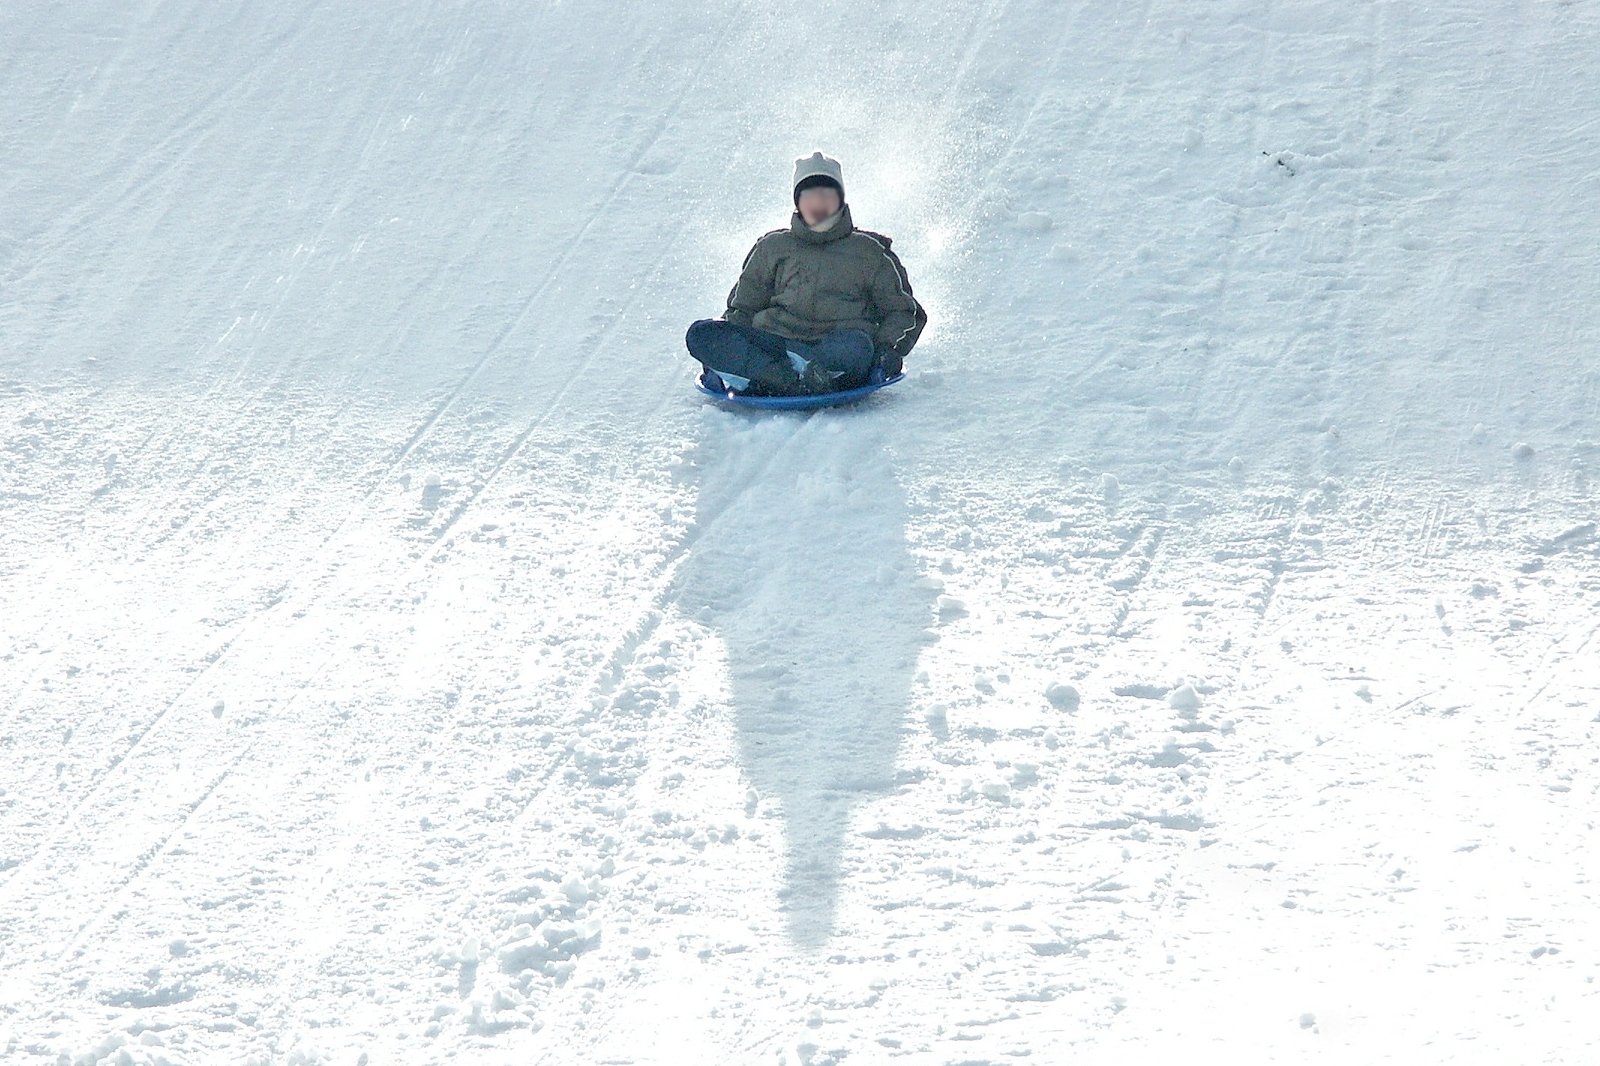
[875,346,904,377]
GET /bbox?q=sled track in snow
[5,20,321,293]
[20,644,343,965]
[366,12,743,503]
[1,48,754,890]
[500,411,822,827]
[0,611,265,899]
[59,748,253,962]
[9,0,921,903]
[349,410,827,963]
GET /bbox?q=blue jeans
[686,319,876,394]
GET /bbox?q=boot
[795,359,836,395]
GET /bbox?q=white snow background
[3,1,1598,1063]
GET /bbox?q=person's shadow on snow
[672,406,932,951]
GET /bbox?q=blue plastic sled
[695,365,904,410]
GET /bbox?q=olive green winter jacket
[723,203,927,371]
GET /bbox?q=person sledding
[686,150,928,397]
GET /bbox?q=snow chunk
[498,917,602,983]
[1167,684,1202,714]
[1017,211,1054,231]
[561,871,600,907]
[1045,682,1080,711]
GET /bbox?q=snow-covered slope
[3,2,1597,1063]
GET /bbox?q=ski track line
[58,745,255,965]
[0,603,271,898]
[235,410,822,1016]
[1416,496,1448,559]
[1518,619,1598,717]
[1100,502,1321,964]
[1252,542,1289,620]
[27,371,799,936]
[1246,493,1301,622]
[1170,6,1276,439]
[24,13,721,596]
[49,650,345,969]
[395,5,810,563]
[1182,676,1444,855]
[495,411,823,832]
[5,18,321,293]
[4,76,733,865]
[403,143,771,557]
[348,369,705,799]
[5,71,764,898]
[1104,522,1167,636]
[361,10,742,502]
[955,0,1160,400]
[970,0,1127,194]
[947,0,1016,100]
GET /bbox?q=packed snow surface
[3,1,1598,1063]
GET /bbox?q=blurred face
[797,184,842,225]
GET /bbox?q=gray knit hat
[793,150,844,207]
